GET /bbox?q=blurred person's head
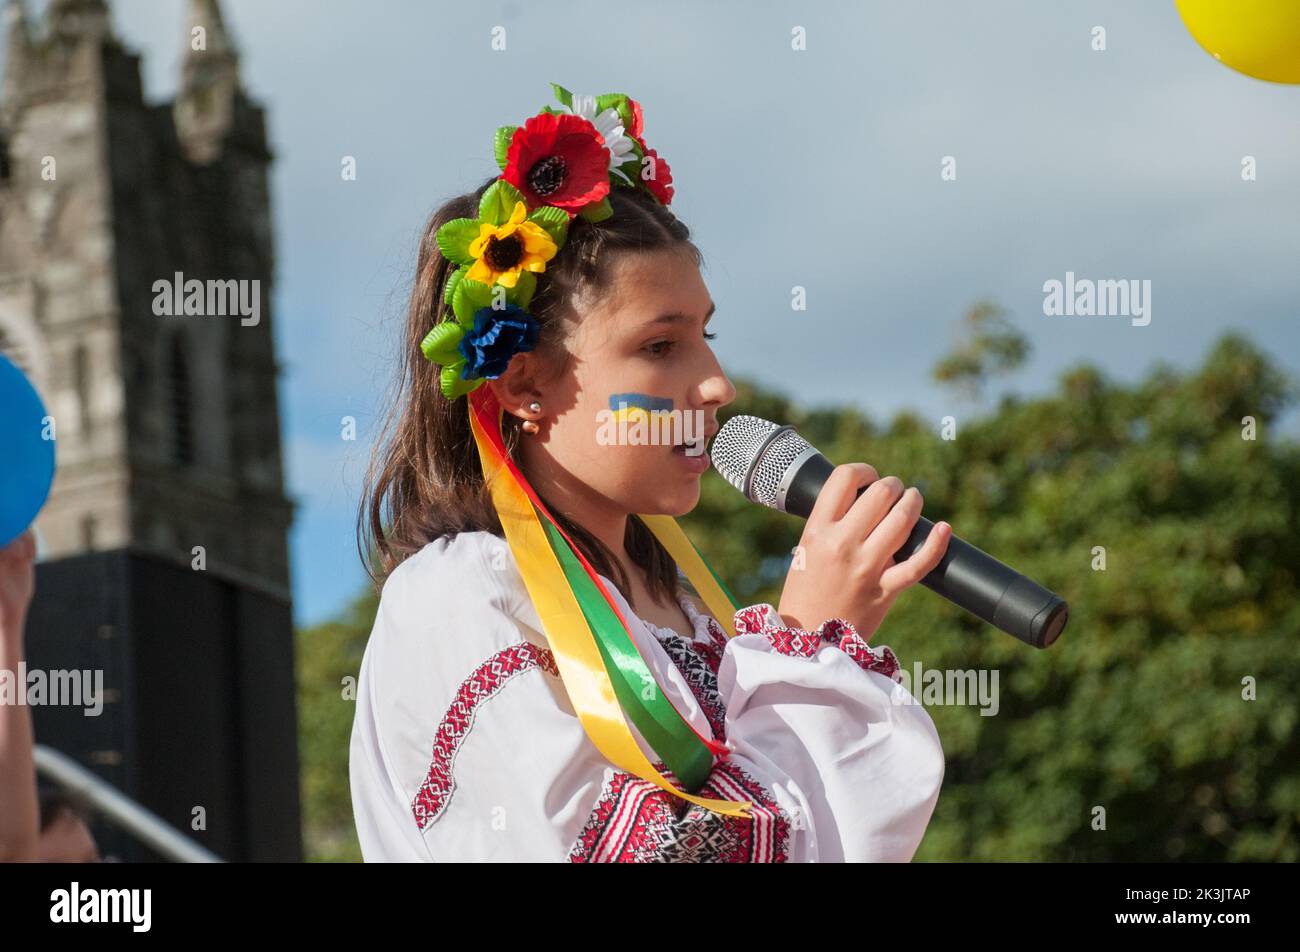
[37,788,100,862]
[361,175,732,611]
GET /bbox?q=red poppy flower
[502,112,611,216]
[627,97,644,139]
[637,142,674,205]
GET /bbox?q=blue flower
[457,304,540,380]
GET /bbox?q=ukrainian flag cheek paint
[608,392,674,425]
[596,392,688,449]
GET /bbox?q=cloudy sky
[19,0,1299,625]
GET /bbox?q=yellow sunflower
[466,201,558,288]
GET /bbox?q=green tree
[690,329,1300,861]
[931,300,1030,407]
[296,588,375,862]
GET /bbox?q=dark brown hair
[359,175,702,610]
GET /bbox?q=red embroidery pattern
[680,602,727,675]
[567,760,791,862]
[733,604,900,681]
[411,640,558,830]
[695,629,725,673]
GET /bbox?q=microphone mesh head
[712,415,813,510]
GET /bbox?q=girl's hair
[359,175,702,610]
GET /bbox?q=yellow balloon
[1176,0,1300,84]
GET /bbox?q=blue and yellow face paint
[597,392,704,450]
[607,392,674,425]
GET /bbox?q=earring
[522,401,541,435]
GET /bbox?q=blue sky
[20,0,1300,625]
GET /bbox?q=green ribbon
[540,516,719,792]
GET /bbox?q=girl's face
[494,247,736,521]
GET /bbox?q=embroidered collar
[595,573,720,647]
[676,594,727,646]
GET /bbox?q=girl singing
[349,86,952,862]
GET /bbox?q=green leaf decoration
[479,179,526,227]
[550,83,573,110]
[610,137,644,189]
[509,271,537,310]
[435,218,481,266]
[443,264,468,307]
[527,205,569,247]
[494,125,518,171]
[420,321,466,365]
[452,277,496,326]
[578,196,613,223]
[618,102,636,132]
[440,361,483,400]
[596,93,633,131]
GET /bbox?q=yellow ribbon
[469,395,753,818]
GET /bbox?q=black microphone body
[787,452,1068,649]
[713,417,1069,649]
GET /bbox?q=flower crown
[420,83,675,401]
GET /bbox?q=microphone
[711,415,1069,649]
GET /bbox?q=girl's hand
[0,531,36,643]
[777,464,951,642]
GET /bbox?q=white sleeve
[348,533,805,862]
[347,533,584,862]
[716,602,946,862]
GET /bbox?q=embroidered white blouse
[349,529,945,862]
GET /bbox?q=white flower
[564,93,637,184]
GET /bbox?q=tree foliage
[296,590,375,863]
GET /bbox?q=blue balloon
[0,352,56,548]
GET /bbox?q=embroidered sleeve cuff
[733,603,901,682]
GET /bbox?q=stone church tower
[0,0,300,861]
